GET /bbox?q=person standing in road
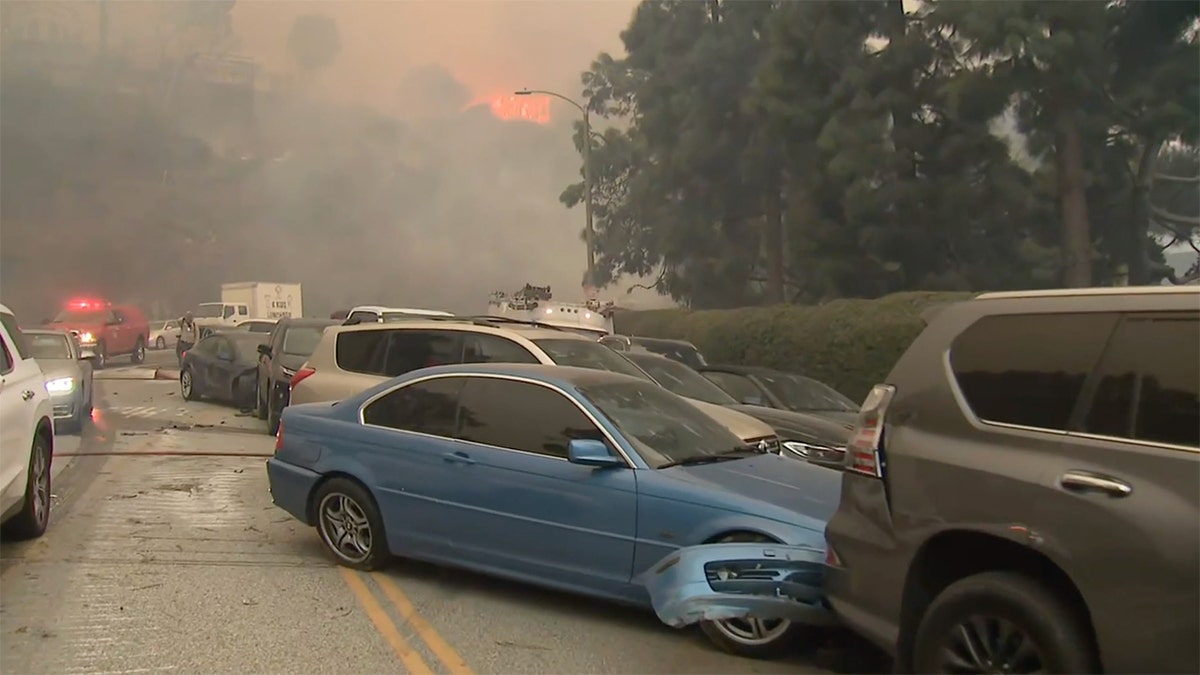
[177,311,198,365]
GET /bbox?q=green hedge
[614,291,977,402]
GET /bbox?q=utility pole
[515,88,596,287]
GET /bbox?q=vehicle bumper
[78,345,99,359]
[266,458,319,526]
[49,392,80,420]
[639,543,838,629]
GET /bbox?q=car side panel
[1047,436,1200,674]
[0,327,50,520]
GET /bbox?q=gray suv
[824,287,1199,674]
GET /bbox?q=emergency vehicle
[486,284,615,338]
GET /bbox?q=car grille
[744,435,781,454]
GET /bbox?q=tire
[181,366,197,401]
[4,431,52,540]
[130,337,145,364]
[912,571,1098,674]
[266,391,282,436]
[93,341,107,370]
[312,478,390,571]
[155,336,165,350]
[699,532,813,659]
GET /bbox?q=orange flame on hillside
[478,94,551,124]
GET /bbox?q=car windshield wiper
[658,447,761,469]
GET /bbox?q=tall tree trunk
[1055,110,1093,287]
[1127,139,1164,285]
[763,183,785,304]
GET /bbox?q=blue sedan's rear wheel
[314,478,390,571]
[699,531,811,659]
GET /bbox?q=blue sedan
[266,363,840,659]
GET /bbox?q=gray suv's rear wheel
[912,571,1097,674]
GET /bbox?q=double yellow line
[340,568,475,675]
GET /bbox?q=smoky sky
[233,1,637,116]
[0,0,684,319]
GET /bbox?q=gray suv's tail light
[844,384,896,478]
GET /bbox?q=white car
[149,319,181,350]
[0,304,55,540]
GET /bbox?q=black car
[598,334,707,368]
[180,331,268,408]
[697,364,859,422]
[254,318,338,434]
[622,351,853,464]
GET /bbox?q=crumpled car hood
[639,542,837,629]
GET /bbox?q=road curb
[154,368,181,381]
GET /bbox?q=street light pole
[515,88,595,287]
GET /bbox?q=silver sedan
[25,328,94,433]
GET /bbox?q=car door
[208,337,239,400]
[259,324,281,394]
[359,375,467,557]
[106,309,127,353]
[188,337,221,396]
[1056,311,1200,672]
[446,376,638,593]
[0,314,42,511]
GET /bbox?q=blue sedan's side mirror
[567,439,625,468]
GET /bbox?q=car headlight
[45,377,75,393]
[79,332,95,343]
[782,439,845,459]
[781,440,812,458]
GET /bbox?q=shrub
[614,291,976,401]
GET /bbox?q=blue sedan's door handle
[442,451,475,466]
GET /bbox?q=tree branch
[1151,205,1200,228]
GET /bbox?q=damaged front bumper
[640,543,838,629]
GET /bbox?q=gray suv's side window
[1081,313,1199,448]
[950,313,1118,431]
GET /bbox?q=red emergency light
[65,297,110,311]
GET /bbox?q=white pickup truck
[194,282,303,336]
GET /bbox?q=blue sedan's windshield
[579,380,743,469]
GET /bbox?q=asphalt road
[1,374,887,674]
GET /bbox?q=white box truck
[221,282,303,320]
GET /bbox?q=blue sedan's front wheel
[314,478,390,571]
[700,532,812,659]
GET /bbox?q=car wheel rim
[936,615,1045,674]
[181,371,192,397]
[318,493,373,563]
[136,344,144,359]
[711,615,792,646]
[31,445,49,526]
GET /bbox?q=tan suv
[289,319,779,448]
